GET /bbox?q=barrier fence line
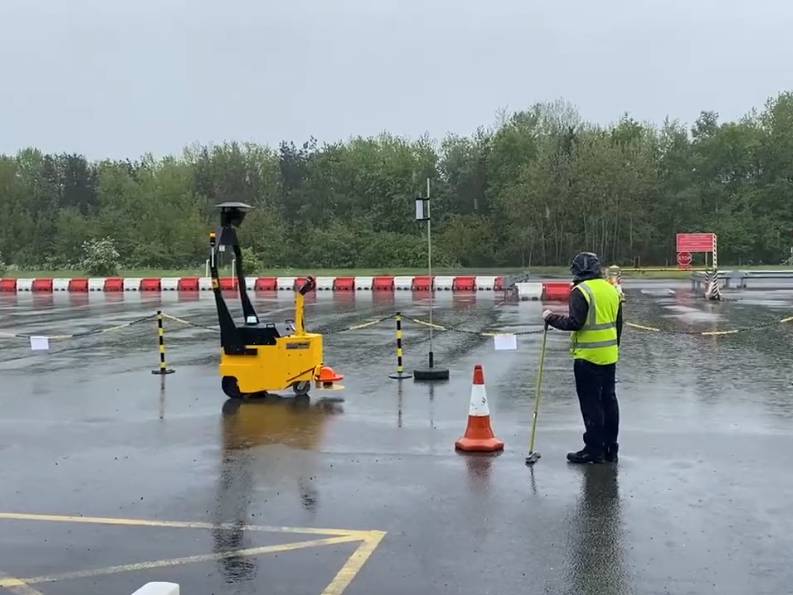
[0,314,156,341]
[408,317,545,337]
[1,311,791,344]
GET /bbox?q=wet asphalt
[1,284,793,594]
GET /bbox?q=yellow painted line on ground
[0,536,361,587]
[0,513,387,595]
[321,531,386,595]
[0,512,368,538]
[0,573,44,595]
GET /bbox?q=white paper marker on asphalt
[30,336,50,351]
[493,334,517,351]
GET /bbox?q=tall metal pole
[426,177,434,368]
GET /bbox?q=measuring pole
[426,177,434,369]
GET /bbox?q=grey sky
[2,0,792,159]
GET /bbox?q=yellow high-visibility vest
[571,278,621,365]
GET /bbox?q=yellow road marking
[0,512,368,538]
[0,536,360,587]
[0,573,43,595]
[0,513,386,594]
[321,531,386,595]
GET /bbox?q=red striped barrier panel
[543,281,572,301]
[105,278,124,292]
[453,276,476,291]
[140,278,161,291]
[334,277,355,291]
[32,278,54,292]
[68,278,89,292]
[255,277,277,291]
[412,276,433,291]
[219,277,238,291]
[178,277,200,291]
[373,276,394,291]
[0,279,16,292]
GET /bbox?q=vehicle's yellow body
[220,332,324,394]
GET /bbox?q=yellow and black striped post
[389,312,412,380]
[151,310,175,375]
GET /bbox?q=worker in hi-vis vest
[543,252,623,464]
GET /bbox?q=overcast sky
[1,0,792,159]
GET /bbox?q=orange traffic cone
[455,364,504,452]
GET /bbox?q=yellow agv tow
[209,202,342,399]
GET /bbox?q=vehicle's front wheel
[292,381,311,397]
[222,376,243,399]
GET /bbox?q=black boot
[566,448,605,464]
[604,444,619,463]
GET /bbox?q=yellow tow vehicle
[209,202,342,399]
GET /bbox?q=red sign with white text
[677,233,716,253]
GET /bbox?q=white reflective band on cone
[468,384,490,416]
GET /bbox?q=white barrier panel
[277,277,296,290]
[516,282,543,301]
[475,276,497,291]
[124,278,142,291]
[53,278,70,292]
[245,276,257,291]
[16,278,34,292]
[131,583,180,595]
[394,276,413,290]
[355,276,373,290]
[434,276,454,291]
[89,278,105,291]
[199,277,213,291]
[161,277,180,291]
[315,276,335,291]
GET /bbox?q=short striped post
[151,310,175,375]
[389,312,412,380]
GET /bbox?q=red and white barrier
[1,274,521,294]
[393,276,413,290]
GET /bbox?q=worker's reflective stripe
[587,322,616,331]
[575,339,619,349]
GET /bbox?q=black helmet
[571,252,601,282]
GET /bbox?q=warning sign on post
[677,233,716,253]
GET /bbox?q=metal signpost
[414,179,449,381]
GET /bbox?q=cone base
[455,437,504,452]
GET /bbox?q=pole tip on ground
[525,452,541,466]
[151,369,175,375]
[413,367,450,381]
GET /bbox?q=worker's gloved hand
[542,309,553,321]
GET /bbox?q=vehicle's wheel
[292,381,311,397]
[222,376,243,399]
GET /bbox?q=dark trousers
[573,359,619,454]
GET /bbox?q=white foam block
[494,334,518,350]
[131,583,180,595]
[30,336,50,351]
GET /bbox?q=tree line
[2,93,793,271]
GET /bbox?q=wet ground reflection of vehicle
[212,396,344,585]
